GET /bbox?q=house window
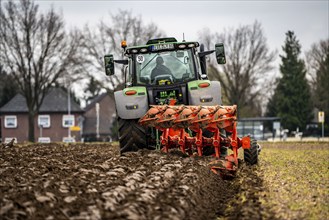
[4,116,17,128]
[38,115,50,128]
[62,115,75,127]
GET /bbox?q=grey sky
[35,0,328,56]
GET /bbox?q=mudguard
[114,87,149,119]
[187,80,222,105]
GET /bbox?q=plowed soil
[1,142,328,220]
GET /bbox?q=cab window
[135,49,196,85]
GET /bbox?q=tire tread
[244,140,259,165]
[118,118,147,154]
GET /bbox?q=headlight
[178,44,187,49]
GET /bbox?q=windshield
[134,49,196,86]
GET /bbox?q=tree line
[0,0,328,141]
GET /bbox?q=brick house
[0,88,84,143]
[82,93,116,142]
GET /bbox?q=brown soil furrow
[0,143,242,220]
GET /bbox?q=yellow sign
[318,111,325,123]
[70,126,81,131]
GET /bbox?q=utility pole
[96,103,100,140]
[319,111,325,140]
[67,78,72,139]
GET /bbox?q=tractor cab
[104,37,226,87]
[127,38,200,87]
[133,48,197,86]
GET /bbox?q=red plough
[139,105,251,177]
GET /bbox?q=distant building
[0,88,84,143]
[82,93,116,142]
[237,117,280,140]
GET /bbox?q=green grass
[258,142,329,219]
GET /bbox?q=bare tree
[199,21,276,117]
[306,39,329,133]
[83,74,104,104]
[82,9,164,93]
[0,0,85,141]
[0,64,18,107]
[306,39,329,82]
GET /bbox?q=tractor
[104,37,259,176]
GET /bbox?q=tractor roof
[146,37,177,45]
[125,37,199,55]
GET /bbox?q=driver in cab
[151,56,174,84]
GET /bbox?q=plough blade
[209,154,238,178]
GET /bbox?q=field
[0,142,328,220]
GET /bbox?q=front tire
[118,118,148,154]
[244,140,259,165]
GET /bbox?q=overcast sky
[35,0,328,56]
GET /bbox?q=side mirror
[215,43,226,64]
[104,54,115,75]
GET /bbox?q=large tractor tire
[244,140,259,165]
[118,118,148,154]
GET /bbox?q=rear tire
[118,118,148,154]
[244,140,259,165]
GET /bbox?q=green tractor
[104,37,258,174]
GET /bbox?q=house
[0,88,84,143]
[82,93,116,142]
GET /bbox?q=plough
[139,104,251,176]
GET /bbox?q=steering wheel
[154,74,175,85]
